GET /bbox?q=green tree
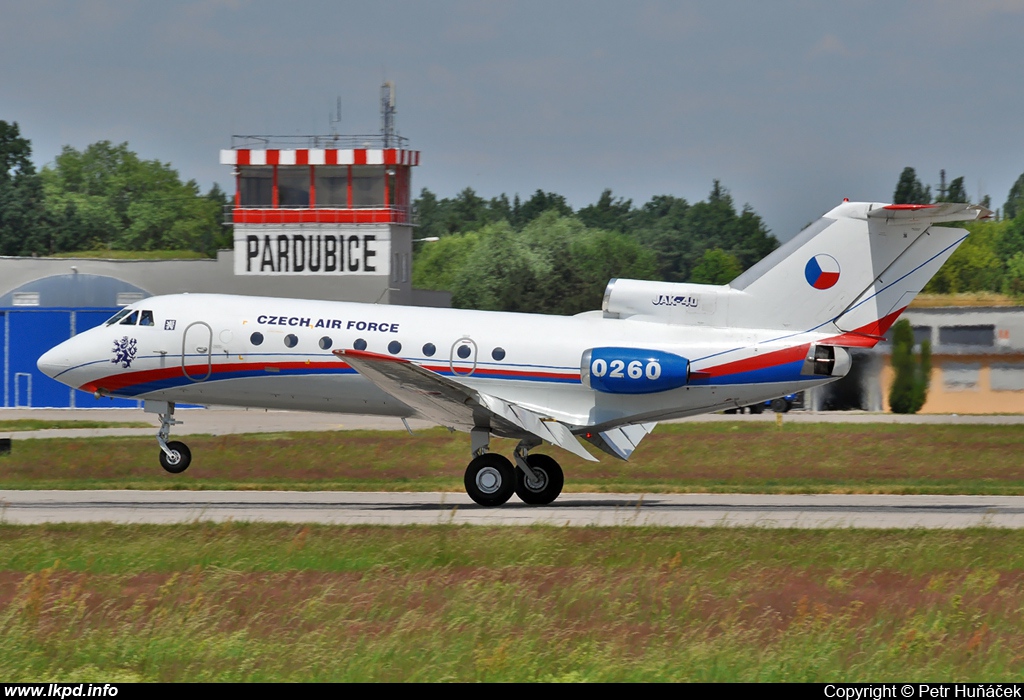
[516,212,657,314]
[414,181,777,302]
[893,167,932,205]
[0,121,49,256]
[1005,172,1024,221]
[630,183,776,283]
[577,189,633,233]
[515,190,573,226]
[690,248,742,284]
[924,219,1005,294]
[888,319,930,414]
[41,141,225,255]
[450,221,547,312]
[430,212,656,314]
[411,230,482,291]
[945,176,968,204]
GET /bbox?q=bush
[889,319,931,413]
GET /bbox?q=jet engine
[581,347,691,394]
[803,345,852,378]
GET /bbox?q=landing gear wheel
[515,454,564,505]
[464,453,515,507]
[771,398,790,413]
[159,441,192,474]
[748,404,764,414]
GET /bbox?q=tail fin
[600,201,989,338]
[728,201,989,335]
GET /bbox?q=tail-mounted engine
[802,345,852,378]
[581,347,691,394]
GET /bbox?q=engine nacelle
[802,345,852,378]
[581,347,691,394]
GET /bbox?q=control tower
[220,83,422,304]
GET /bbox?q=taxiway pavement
[3,490,1024,529]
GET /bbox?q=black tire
[770,398,790,413]
[723,408,738,415]
[514,454,565,505]
[748,404,764,414]
[159,441,192,474]
[464,453,515,507]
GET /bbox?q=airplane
[37,200,988,507]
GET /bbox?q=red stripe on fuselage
[81,359,580,394]
[700,344,810,378]
[82,360,351,394]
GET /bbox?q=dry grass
[0,420,150,432]
[1,524,1023,681]
[3,423,1024,494]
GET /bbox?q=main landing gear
[463,429,565,507]
[145,400,192,474]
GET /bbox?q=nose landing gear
[145,400,192,474]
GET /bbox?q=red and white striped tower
[221,86,421,303]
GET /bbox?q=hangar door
[2,308,141,408]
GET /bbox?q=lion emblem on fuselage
[111,336,137,368]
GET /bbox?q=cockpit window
[119,310,139,326]
[105,309,133,326]
[139,310,154,326]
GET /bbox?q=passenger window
[250,332,264,346]
[139,310,155,326]
[353,338,367,351]
[284,334,298,348]
[319,337,333,350]
[491,347,506,361]
[422,343,436,357]
[119,311,139,325]
[388,341,402,355]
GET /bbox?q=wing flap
[335,349,596,461]
[584,422,657,460]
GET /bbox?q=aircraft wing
[334,349,597,461]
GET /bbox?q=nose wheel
[159,441,192,474]
[148,400,192,474]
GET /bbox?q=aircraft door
[450,337,478,376]
[181,321,213,382]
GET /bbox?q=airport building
[807,305,1024,414]
[1,85,448,408]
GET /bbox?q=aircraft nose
[37,344,70,379]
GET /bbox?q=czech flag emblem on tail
[804,254,841,290]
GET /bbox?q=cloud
[633,1,701,40]
[809,33,852,58]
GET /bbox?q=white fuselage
[38,293,843,429]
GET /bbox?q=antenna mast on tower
[381,81,397,148]
[328,97,342,139]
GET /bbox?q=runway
[3,490,1024,528]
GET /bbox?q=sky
[3,0,1024,240]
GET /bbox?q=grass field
[2,422,1023,494]
[1,524,1023,681]
[0,420,150,432]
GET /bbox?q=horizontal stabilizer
[335,349,597,461]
